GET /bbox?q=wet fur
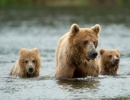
[10,48,41,78]
[55,24,100,79]
[99,49,120,75]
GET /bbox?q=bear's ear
[91,24,101,36]
[116,49,120,53]
[70,23,79,35]
[33,48,40,55]
[100,48,105,55]
[20,48,27,55]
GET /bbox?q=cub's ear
[20,48,27,55]
[91,24,101,36]
[70,23,79,35]
[33,48,40,55]
[116,49,120,53]
[100,48,105,55]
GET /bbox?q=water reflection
[101,97,130,100]
[56,78,100,89]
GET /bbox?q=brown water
[0,8,130,100]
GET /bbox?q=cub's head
[69,23,101,60]
[100,49,120,66]
[19,48,41,75]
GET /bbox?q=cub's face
[69,24,101,60]
[23,56,37,74]
[19,48,41,74]
[100,49,120,66]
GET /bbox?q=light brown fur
[55,23,101,79]
[10,48,41,78]
[99,49,120,75]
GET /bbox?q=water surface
[0,8,130,100]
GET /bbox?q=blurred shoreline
[0,0,130,9]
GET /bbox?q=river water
[0,8,130,100]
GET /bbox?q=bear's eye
[109,55,112,58]
[83,40,88,45]
[116,55,119,58]
[32,60,36,63]
[25,60,28,64]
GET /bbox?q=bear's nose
[92,52,98,58]
[112,59,119,65]
[29,67,33,73]
[115,59,119,63]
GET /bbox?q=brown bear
[99,49,120,75]
[10,48,41,78]
[55,23,101,79]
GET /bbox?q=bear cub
[99,49,120,75]
[10,48,41,78]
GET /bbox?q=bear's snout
[92,52,98,58]
[88,51,98,60]
[87,51,98,60]
[87,44,98,60]
[29,67,33,73]
[112,58,119,65]
[27,66,35,74]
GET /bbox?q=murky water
[0,8,130,100]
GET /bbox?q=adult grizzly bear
[55,23,101,79]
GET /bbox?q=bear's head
[69,23,101,60]
[100,49,120,66]
[18,48,41,76]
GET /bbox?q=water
[0,8,130,100]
